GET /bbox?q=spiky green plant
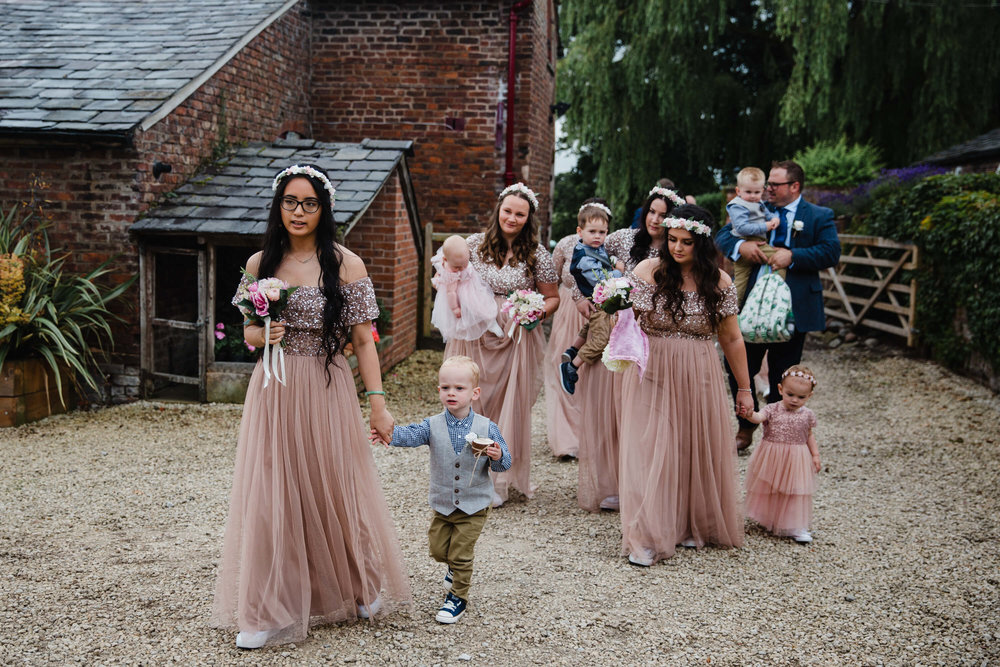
[0,204,135,406]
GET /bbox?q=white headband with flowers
[578,202,613,218]
[272,165,337,203]
[648,186,685,207]
[781,369,817,387]
[499,182,539,211]
[661,216,712,237]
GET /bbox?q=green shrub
[863,173,1000,375]
[691,190,726,227]
[793,138,883,188]
[0,203,134,405]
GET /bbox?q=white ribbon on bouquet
[261,316,288,387]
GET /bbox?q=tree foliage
[557,0,1000,219]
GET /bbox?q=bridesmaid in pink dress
[212,165,411,648]
[543,231,586,459]
[444,183,559,506]
[619,204,753,566]
[575,188,680,512]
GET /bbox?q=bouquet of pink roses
[500,289,545,341]
[592,274,633,314]
[233,270,298,387]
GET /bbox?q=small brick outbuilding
[0,1,557,402]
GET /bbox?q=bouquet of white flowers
[592,275,633,314]
[500,289,546,341]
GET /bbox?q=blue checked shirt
[389,409,512,472]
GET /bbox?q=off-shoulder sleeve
[605,229,627,263]
[627,272,654,313]
[807,408,817,430]
[341,277,380,326]
[719,283,739,318]
[533,244,558,284]
[552,235,574,277]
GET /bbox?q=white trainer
[357,595,382,619]
[599,495,620,511]
[792,531,813,543]
[236,629,275,649]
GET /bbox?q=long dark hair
[652,204,725,330]
[258,164,348,384]
[479,191,538,275]
[629,192,676,267]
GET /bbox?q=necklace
[289,252,316,264]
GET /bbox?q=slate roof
[132,137,418,236]
[0,0,297,137]
[924,128,1000,166]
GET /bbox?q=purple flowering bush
[815,164,949,223]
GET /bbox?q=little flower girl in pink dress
[431,235,504,341]
[743,365,822,543]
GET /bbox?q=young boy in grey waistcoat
[374,355,510,624]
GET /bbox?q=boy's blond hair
[440,355,480,386]
[736,167,766,188]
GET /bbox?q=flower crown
[272,165,337,203]
[648,186,685,207]
[578,202,613,218]
[661,216,712,237]
[499,182,539,211]
[781,369,817,387]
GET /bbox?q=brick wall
[310,0,557,238]
[344,171,419,369]
[0,4,311,402]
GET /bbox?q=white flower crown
[661,216,712,237]
[272,165,337,204]
[648,186,686,207]
[578,202,613,218]
[781,369,817,387]
[499,182,539,211]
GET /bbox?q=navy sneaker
[435,592,467,624]
[559,361,578,395]
[561,346,578,363]
[443,567,453,591]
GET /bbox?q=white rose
[793,220,805,232]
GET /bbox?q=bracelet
[737,388,753,393]
[365,390,386,396]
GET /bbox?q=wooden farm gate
[822,234,919,346]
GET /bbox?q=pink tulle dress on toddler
[431,242,504,342]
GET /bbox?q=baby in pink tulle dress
[742,365,822,544]
[431,235,503,341]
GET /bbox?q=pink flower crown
[648,186,685,207]
[781,369,817,387]
[660,216,712,237]
[499,182,539,211]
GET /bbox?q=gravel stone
[1,345,998,665]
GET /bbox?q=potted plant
[0,203,134,426]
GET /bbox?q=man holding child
[714,160,841,451]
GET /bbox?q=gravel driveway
[2,344,998,665]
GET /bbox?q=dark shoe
[559,361,578,395]
[435,592,467,624]
[561,346,578,363]
[735,428,754,452]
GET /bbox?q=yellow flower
[919,215,933,231]
[0,254,31,326]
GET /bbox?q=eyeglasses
[279,196,320,213]
[765,181,793,189]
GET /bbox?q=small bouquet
[233,270,298,387]
[592,275,633,314]
[500,289,545,342]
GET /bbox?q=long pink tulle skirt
[212,355,411,645]
[543,284,585,458]
[745,439,815,535]
[445,295,544,502]
[576,361,621,512]
[619,336,743,563]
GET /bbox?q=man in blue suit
[715,160,841,451]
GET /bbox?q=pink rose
[214,330,225,340]
[248,284,269,317]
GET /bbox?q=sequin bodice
[760,403,817,446]
[552,234,578,290]
[629,275,738,340]
[606,228,661,271]
[466,233,558,295]
[265,278,378,356]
